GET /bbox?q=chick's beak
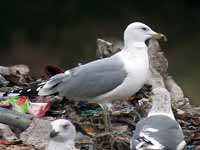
[152,33,167,42]
[49,130,59,138]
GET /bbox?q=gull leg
[99,103,112,132]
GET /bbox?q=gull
[48,119,79,150]
[5,22,165,131]
[38,22,165,101]
[130,88,186,150]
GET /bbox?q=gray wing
[39,55,127,99]
[131,115,185,150]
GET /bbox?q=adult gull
[39,22,165,102]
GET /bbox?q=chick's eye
[63,124,69,129]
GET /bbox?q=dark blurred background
[0,1,199,105]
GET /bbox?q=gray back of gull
[131,115,185,150]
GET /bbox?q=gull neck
[124,42,147,49]
[148,95,175,120]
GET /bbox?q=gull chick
[131,88,186,150]
[48,119,79,150]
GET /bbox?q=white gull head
[48,119,78,150]
[124,22,166,47]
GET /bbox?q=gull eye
[141,27,148,31]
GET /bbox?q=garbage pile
[0,39,199,150]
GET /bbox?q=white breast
[96,46,149,102]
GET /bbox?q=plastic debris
[8,96,49,117]
[28,102,49,118]
[9,96,29,113]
